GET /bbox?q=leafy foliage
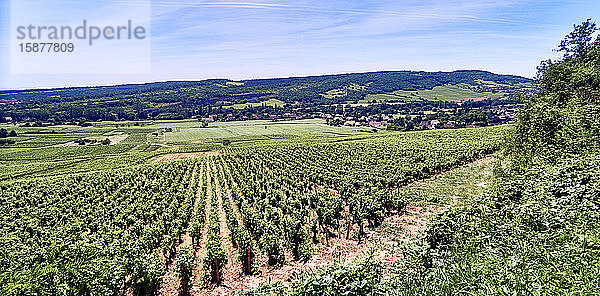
[511,19,600,160]
[237,256,386,296]
[175,247,196,295]
[0,161,198,295]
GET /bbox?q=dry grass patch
[152,152,221,162]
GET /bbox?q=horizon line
[0,68,534,92]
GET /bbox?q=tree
[558,19,598,60]
[8,130,17,137]
[536,19,600,102]
[0,128,7,138]
[0,139,15,145]
[511,19,600,161]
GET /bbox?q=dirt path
[158,162,199,296]
[229,206,436,291]
[197,159,239,296]
[108,134,129,145]
[152,152,222,163]
[189,160,213,295]
[153,154,496,295]
[216,158,244,227]
[206,156,495,292]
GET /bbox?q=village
[198,101,520,131]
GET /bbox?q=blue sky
[0,0,599,89]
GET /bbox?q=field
[0,124,152,148]
[0,119,377,182]
[0,121,510,295]
[363,84,505,102]
[161,119,375,144]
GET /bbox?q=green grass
[361,84,505,103]
[0,125,115,148]
[400,155,496,206]
[363,93,423,102]
[0,118,495,184]
[164,119,374,144]
[1,118,376,150]
[412,84,503,100]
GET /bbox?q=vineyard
[0,126,509,295]
[1,17,597,296]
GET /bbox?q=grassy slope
[363,84,505,103]
[401,155,496,206]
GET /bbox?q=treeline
[0,128,17,145]
[327,98,520,130]
[0,98,520,129]
[245,70,531,103]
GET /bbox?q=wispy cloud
[1,0,598,89]
[108,0,533,25]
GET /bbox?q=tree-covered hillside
[0,70,532,123]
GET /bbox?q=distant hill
[0,70,533,122]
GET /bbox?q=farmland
[0,119,379,181]
[160,119,375,144]
[0,70,532,124]
[2,2,600,293]
[0,123,509,295]
[233,20,600,296]
[363,83,505,102]
[1,20,599,296]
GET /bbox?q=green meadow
[363,84,507,102]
